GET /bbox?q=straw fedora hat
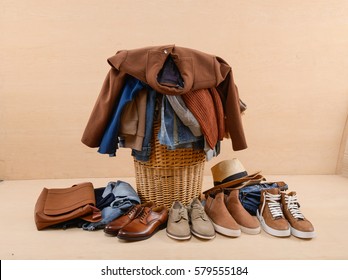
[203,158,264,195]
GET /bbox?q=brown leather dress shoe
[117,204,168,241]
[104,202,154,236]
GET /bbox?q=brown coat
[81,44,247,151]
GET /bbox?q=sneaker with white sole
[257,188,290,237]
[204,191,241,237]
[281,191,316,239]
[224,189,261,235]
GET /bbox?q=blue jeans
[158,96,202,150]
[82,181,140,231]
[205,140,221,161]
[239,182,288,216]
[132,86,157,161]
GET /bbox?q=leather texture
[104,202,153,236]
[34,182,102,230]
[117,204,168,241]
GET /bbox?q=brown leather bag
[34,182,102,230]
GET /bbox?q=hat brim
[203,171,265,194]
[224,175,266,190]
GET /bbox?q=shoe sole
[291,226,316,239]
[166,230,191,240]
[191,229,216,240]
[240,225,261,235]
[104,231,119,236]
[212,222,241,237]
[257,210,291,237]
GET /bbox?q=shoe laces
[139,208,150,222]
[126,206,138,216]
[285,194,304,220]
[261,192,284,219]
[190,204,205,220]
[174,208,188,222]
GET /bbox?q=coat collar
[107,44,224,95]
[145,45,194,95]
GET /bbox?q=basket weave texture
[134,120,206,209]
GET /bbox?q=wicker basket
[134,120,206,208]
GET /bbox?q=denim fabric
[94,187,115,210]
[132,86,157,161]
[82,181,140,231]
[239,182,289,216]
[98,76,145,156]
[166,95,201,137]
[158,96,202,150]
[204,140,221,161]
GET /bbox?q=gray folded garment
[166,95,202,137]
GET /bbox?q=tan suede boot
[204,191,241,237]
[281,191,316,239]
[225,189,261,235]
[257,188,290,237]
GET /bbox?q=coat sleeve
[216,65,248,151]
[81,68,127,147]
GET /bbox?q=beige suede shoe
[166,201,191,240]
[281,191,316,239]
[225,189,261,235]
[204,191,241,237]
[257,188,290,237]
[188,197,215,240]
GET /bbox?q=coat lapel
[146,47,194,95]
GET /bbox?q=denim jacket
[158,96,203,150]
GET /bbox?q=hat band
[214,171,248,186]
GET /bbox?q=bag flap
[43,182,95,215]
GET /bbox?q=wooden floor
[1,174,348,260]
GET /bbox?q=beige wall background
[1,0,348,180]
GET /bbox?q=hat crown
[211,159,247,183]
